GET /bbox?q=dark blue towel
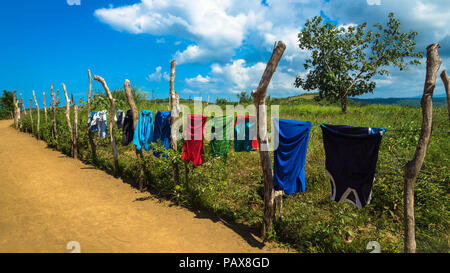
[273,118,312,194]
[320,123,386,209]
[152,111,171,157]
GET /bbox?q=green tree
[0,90,15,119]
[237,91,252,104]
[294,13,423,113]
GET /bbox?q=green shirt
[210,115,233,157]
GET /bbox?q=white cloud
[156,38,165,44]
[184,59,298,96]
[146,66,162,82]
[163,72,170,81]
[367,0,381,5]
[67,0,81,6]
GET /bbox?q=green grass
[17,93,449,253]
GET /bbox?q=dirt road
[0,120,287,253]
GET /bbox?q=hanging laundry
[273,119,312,194]
[114,110,125,129]
[234,115,258,152]
[210,115,233,158]
[88,110,108,139]
[152,111,171,157]
[320,124,386,209]
[182,114,207,166]
[121,110,134,146]
[88,111,98,133]
[132,110,154,151]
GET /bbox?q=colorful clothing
[210,115,233,157]
[321,124,386,209]
[121,110,134,146]
[132,110,154,151]
[182,114,207,166]
[234,115,258,152]
[114,110,125,128]
[152,111,171,157]
[88,110,108,139]
[273,119,312,194]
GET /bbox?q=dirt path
[0,120,288,253]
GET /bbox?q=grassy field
[17,91,449,253]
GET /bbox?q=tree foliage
[294,13,423,113]
[0,90,15,119]
[237,91,252,104]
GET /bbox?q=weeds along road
[0,120,287,253]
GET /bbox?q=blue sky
[1,0,450,106]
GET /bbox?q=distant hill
[352,96,447,107]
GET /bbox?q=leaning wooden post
[71,94,79,159]
[29,98,34,135]
[14,90,21,130]
[87,70,97,161]
[169,60,181,185]
[20,93,26,116]
[50,85,58,141]
[439,70,450,122]
[32,90,40,140]
[20,93,25,131]
[403,43,441,253]
[43,92,48,128]
[13,90,18,129]
[94,75,119,176]
[125,79,145,191]
[62,83,74,157]
[251,40,286,240]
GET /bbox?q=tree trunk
[404,43,441,253]
[125,79,146,191]
[32,90,40,140]
[169,60,181,185]
[87,70,97,161]
[72,94,79,159]
[29,99,34,135]
[62,83,74,157]
[251,40,286,240]
[340,91,347,114]
[439,70,450,122]
[50,85,58,141]
[43,92,48,129]
[94,75,119,176]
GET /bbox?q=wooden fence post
[439,70,450,122]
[32,90,40,140]
[251,40,286,240]
[87,70,97,161]
[124,79,146,191]
[29,98,34,135]
[20,93,25,131]
[72,94,79,159]
[14,90,21,130]
[50,85,58,141]
[13,90,18,129]
[62,83,74,157]
[94,75,119,176]
[43,91,48,128]
[169,60,180,185]
[404,43,442,253]
[20,93,26,116]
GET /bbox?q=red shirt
[182,114,208,166]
